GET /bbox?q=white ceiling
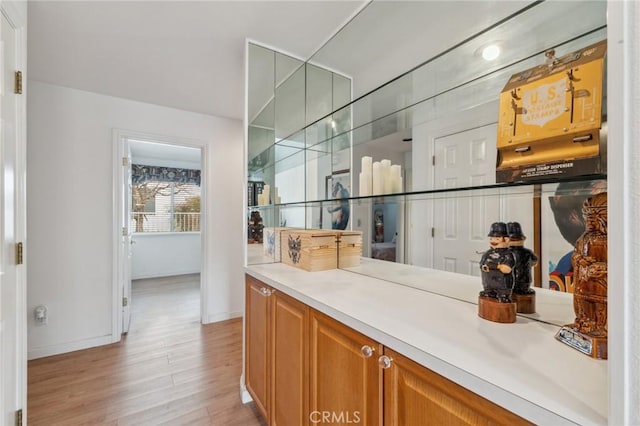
[27,0,365,120]
[28,0,569,125]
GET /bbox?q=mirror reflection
[246,0,608,327]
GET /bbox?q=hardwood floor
[28,274,265,426]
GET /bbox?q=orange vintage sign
[496,40,606,183]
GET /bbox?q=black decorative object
[508,221,538,313]
[478,222,517,323]
[247,211,263,243]
[479,222,515,302]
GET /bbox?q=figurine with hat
[507,221,538,313]
[478,222,517,323]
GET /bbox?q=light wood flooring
[27,274,265,426]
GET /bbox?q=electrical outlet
[34,305,48,325]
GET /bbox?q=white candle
[361,156,372,175]
[372,162,383,195]
[381,159,391,194]
[363,172,372,196]
[390,165,402,193]
[263,184,270,204]
[359,171,372,196]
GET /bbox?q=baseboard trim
[28,334,114,360]
[240,374,253,404]
[131,270,201,280]
[206,311,243,324]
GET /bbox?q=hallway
[27,274,264,425]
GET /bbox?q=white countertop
[245,260,607,425]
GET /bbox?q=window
[130,164,201,233]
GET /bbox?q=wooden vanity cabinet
[246,275,531,425]
[271,288,309,426]
[245,275,270,421]
[310,309,383,425]
[383,348,532,426]
[245,275,309,426]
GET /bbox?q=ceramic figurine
[479,222,515,302]
[247,210,264,244]
[556,192,608,358]
[478,222,517,323]
[508,222,538,313]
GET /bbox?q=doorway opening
[114,131,207,339]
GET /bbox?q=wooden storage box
[281,229,338,272]
[337,231,363,268]
[263,227,291,262]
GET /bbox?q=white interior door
[121,140,132,333]
[1,12,24,425]
[432,124,498,276]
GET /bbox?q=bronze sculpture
[556,192,608,358]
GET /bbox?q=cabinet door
[245,275,271,421]
[383,348,532,426]
[271,290,309,426]
[310,310,382,426]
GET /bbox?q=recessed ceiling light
[482,44,501,61]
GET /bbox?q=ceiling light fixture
[482,44,501,61]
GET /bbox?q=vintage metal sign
[496,40,607,183]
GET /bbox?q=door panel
[433,124,498,277]
[310,310,382,426]
[271,291,308,426]
[121,140,132,333]
[245,276,270,421]
[384,348,532,425]
[1,12,22,425]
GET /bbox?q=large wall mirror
[246,0,608,326]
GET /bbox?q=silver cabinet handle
[260,287,275,297]
[361,345,375,358]
[378,355,393,369]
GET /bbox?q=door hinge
[14,71,22,94]
[15,409,23,426]
[16,242,23,265]
[123,297,128,307]
[431,227,435,238]
[432,155,435,166]
[122,157,129,166]
[122,227,128,236]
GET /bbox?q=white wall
[27,81,244,359]
[131,233,201,280]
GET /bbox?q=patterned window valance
[132,164,201,186]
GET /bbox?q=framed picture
[322,169,351,230]
[540,179,606,292]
